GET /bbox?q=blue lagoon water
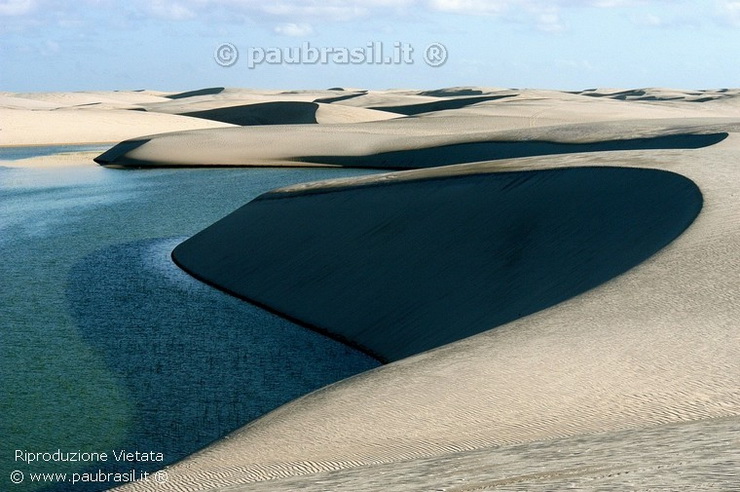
[0,159,381,491]
[0,145,111,161]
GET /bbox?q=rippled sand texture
[90,87,740,491]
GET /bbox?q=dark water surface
[0,161,380,492]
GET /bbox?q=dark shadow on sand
[93,139,151,166]
[367,94,518,115]
[92,132,727,170]
[182,101,319,126]
[173,167,703,362]
[165,87,225,99]
[314,92,368,104]
[303,133,728,169]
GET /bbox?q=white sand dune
[138,88,399,125]
[574,86,740,103]
[0,107,234,147]
[111,89,740,491]
[0,94,63,110]
[173,101,398,126]
[5,87,738,490]
[144,87,373,112]
[2,90,170,109]
[93,116,732,168]
[173,164,703,362]
[423,89,740,127]
[93,85,740,168]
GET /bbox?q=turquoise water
[0,160,381,491]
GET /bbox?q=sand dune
[0,108,234,146]
[2,89,170,109]
[149,87,373,110]
[179,101,398,126]
[110,88,740,492]
[173,166,702,362]
[364,93,519,115]
[574,87,740,103]
[0,90,237,146]
[165,87,226,99]
[138,89,398,125]
[92,85,740,168]
[180,101,323,126]
[417,87,492,97]
[6,87,738,491]
[421,89,739,124]
[314,91,369,104]
[93,117,733,168]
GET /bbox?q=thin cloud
[148,0,196,20]
[0,0,714,35]
[0,0,35,16]
[717,0,740,26]
[274,22,314,36]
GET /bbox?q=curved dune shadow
[173,167,703,362]
[182,101,319,126]
[313,92,368,104]
[304,133,728,169]
[93,131,727,169]
[366,94,518,115]
[93,139,151,166]
[64,238,379,491]
[165,87,225,100]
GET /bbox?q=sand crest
[93,116,734,168]
[0,103,234,147]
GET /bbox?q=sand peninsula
[6,87,737,490]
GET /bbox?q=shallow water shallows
[0,145,112,161]
[0,159,380,492]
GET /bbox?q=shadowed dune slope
[304,133,727,169]
[172,167,702,362]
[182,101,320,125]
[417,87,488,97]
[366,94,518,115]
[94,138,151,166]
[166,87,225,99]
[573,87,740,103]
[313,91,368,104]
[145,99,397,126]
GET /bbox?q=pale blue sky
[1,0,739,91]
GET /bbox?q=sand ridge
[93,116,737,168]
[0,89,236,147]
[90,85,740,168]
